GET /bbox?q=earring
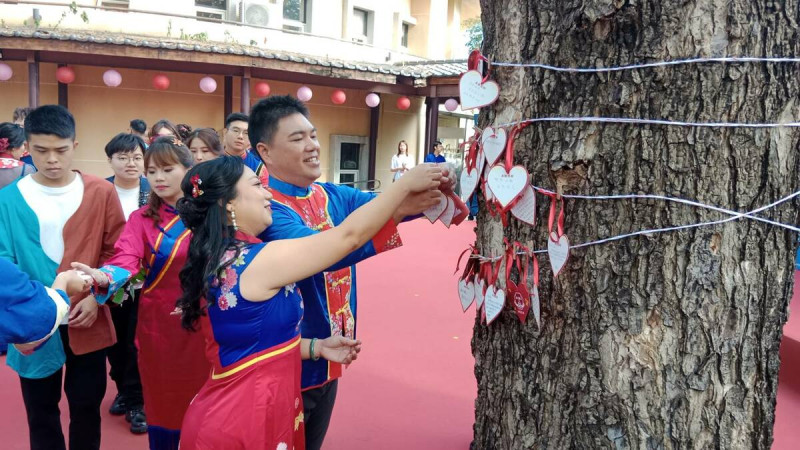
[231,209,239,231]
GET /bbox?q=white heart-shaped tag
[457,278,475,312]
[440,197,456,228]
[547,232,570,277]
[475,276,485,310]
[458,70,500,110]
[531,284,541,329]
[511,184,536,225]
[486,165,528,209]
[481,127,506,167]
[424,194,448,223]
[484,284,505,325]
[460,167,479,202]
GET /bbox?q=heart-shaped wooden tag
[481,127,507,167]
[484,284,505,325]
[440,196,456,228]
[510,184,536,225]
[457,278,475,312]
[475,276,485,310]
[423,194,448,223]
[547,231,570,277]
[460,167,479,202]
[486,165,528,209]
[459,70,500,110]
[531,284,541,328]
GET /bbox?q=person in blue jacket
[424,139,447,163]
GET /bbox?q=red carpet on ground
[0,221,798,448]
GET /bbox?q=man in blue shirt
[223,112,269,186]
[250,95,452,450]
[424,139,447,163]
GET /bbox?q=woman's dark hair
[176,123,193,141]
[396,140,408,156]
[176,156,245,330]
[104,133,145,158]
[186,128,223,155]
[0,122,26,150]
[143,136,193,226]
[149,119,180,140]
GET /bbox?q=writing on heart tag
[511,184,536,226]
[547,231,570,277]
[509,282,530,324]
[474,276,485,311]
[459,70,500,110]
[484,284,505,325]
[423,194,448,223]
[486,165,528,209]
[531,284,541,329]
[457,278,475,312]
[440,196,456,228]
[481,127,507,167]
[460,167,479,202]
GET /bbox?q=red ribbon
[546,193,565,240]
[467,49,492,84]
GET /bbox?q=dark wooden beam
[240,68,250,114]
[224,76,233,124]
[429,97,440,154]
[367,95,380,182]
[424,97,433,160]
[27,52,39,108]
[57,63,68,108]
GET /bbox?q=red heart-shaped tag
[507,280,530,324]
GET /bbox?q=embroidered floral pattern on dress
[216,246,249,311]
[0,157,23,169]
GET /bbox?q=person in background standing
[186,128,224,165]
[103,132,150,434]
[0,122,37,187]
[424,140,447,163]
[176,124,193,143]
[129,119,148,145]
[12,107,34,164]
[390,140,414,182]
[223,113,269,187]
[149,120,181,144]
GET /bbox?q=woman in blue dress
[173,156,442,449]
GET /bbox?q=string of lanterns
[0,62,424,109]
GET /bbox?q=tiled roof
[392,59,468,78]
[0,28,466,80]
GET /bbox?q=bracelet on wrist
[310,338,320,361]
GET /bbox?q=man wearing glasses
[223,112,269,186]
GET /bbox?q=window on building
[401,22,410,48]
[101,0,129,8]
[283,0,308,23]
[195,0,226,9]
[352,8,370,43]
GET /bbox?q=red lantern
[152,74,170,91]
[396,96,411,110]
[254,81,271,97]
[330,89,346,105]
[55,66,76,84]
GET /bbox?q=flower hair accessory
[190,174,204,198]
[0,138,9,153]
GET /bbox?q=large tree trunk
[471,1,800,449]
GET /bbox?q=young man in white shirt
[104,132,149,434]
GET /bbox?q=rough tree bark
[471,1,800,449]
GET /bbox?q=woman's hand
[70,262,109,288]
[398,164,442,193]
[318,336,362,364]
[54,269,92,297]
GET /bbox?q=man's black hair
[105,133,146,158]
[24,105,76,140]
[225,112,249,129]
[130,119,147,134]
[248,95,309,147]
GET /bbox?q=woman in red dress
[174,156,443,449]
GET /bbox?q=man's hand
[69,295,99,329]
[393,189,443,224]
